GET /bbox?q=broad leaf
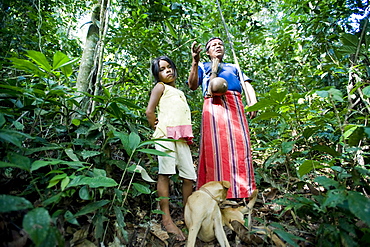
[137,148,173,157]
[282,141,295,154]
[254,112,280,120]
[52,51,69,70]
[347,191,370,226]
[129,132,141,154]
[132,183,151,194]
[23,207,51,245]
[67,176,118,188]
[314,176,339,189]
[298,160,326,177]
[311,145,340,157]
[80,150,101,159]
[0,195,33,212]
[11,57,46,76]
[0,129,23,147]
[26,50,52,72]
[65,148,80,161]
[363,86,370,98]
[74,200,110,217]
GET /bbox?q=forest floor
[104,186,316,247]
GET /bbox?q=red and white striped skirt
[196,91,256,199]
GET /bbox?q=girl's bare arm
[146,83,165,129]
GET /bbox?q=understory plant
[0,50,163,246]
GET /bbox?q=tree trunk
[75,5,101,113]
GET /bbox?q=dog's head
[202,180,231,201]
[220,180,231,199]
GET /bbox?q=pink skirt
[196,91,256,198]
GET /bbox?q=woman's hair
[151,56,177,82]
[205,37,224,51]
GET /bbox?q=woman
[187,37,257,199]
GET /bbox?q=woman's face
[158,60,175,83]
[206,39,225,60]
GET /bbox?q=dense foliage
[0,0,369,246]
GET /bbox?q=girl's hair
[151,56,178,82]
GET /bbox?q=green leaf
[114,206,127,238]
[152,209,165,215]
[72,119,81,126]
[67,176,118,188]
[65,148,80,161]
[0,129,23,147]
[74,200,110,217]
[274,229,303,247]
[164,19,178,39]
[245,99,275,111]
[10,57,46,76]
[23,207,51,245]
[26,50,52,72]
[24,145,62,155]
[341,33,359,47]
[298,160,325,177]
[0,113,5,128]
[132,183,151,194]
[254,112,280,120]
[364,127,370,138]
[92,168,107,177]
[47,173,67,188]
[347,191,370,226]
[343,125,358,139]
[31,160,59,172]
[363,86,370,98]
[80,150,101,159]
[79,186,93,200]
[311,145,340,157]
[31,159,86,172]
[114,189,123,203]
[302,127,319,139]
[315,90,329,98]
[52,51,69,70]
[114,131,130,155]
[322,189,346,208]
[281,141,295,154]
[0,161,30,172]
[328,88,343,102]
[314,176,339,189]
[94,214,107,240]
[42,193,62,207]
[137,148,174,157]
[129,132,140,154]
[0,195,33,212]
[114,97,141,109]
[64,210,80,226]
[61,176,70,191]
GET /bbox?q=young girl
[146,56,196,241]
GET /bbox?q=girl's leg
[157,174,185,241]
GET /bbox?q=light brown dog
[184,181,231,247]
[221,189,258,231]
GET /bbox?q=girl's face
[158,60,176,84]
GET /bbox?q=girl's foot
[163,220,186,241]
